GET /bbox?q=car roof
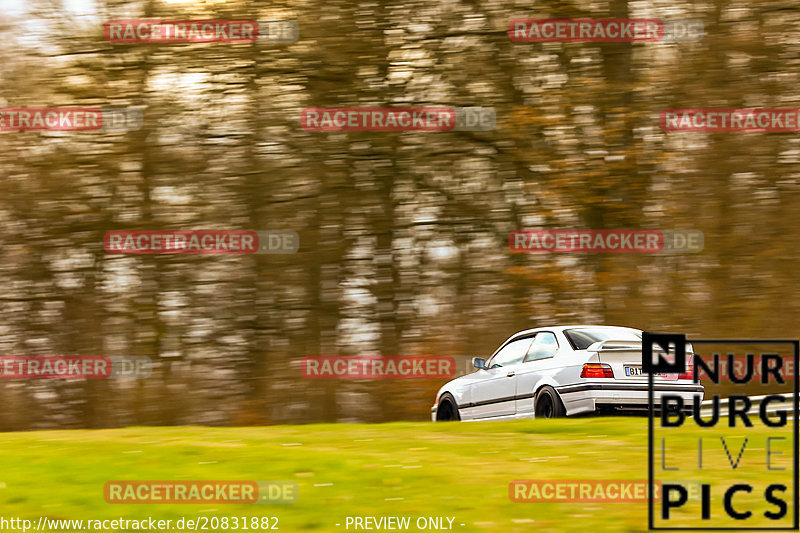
[509,324,642,338]
[487,325,642,358]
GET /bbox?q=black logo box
[645,334,800,531]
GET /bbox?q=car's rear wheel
[436,393,461,422]
[535,386,566,419]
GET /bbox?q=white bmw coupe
[431,325,703,421]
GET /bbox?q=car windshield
[564,328,642,350]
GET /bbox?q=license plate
[623,365,679,380]
[624,365,643,376]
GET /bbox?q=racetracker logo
[509,229,703,254]
[0,108,142,132]
[509,19,703,42]
[510,480,662,502]
[103,230,298,254]
[300,356,456,380]
[104,481,297,504]
[104,20,298,43]
[661,109,800,132]
[0,355,151,380]
[300,107,495,132]
[697,354,797,382]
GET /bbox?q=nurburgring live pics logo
[300,107,495,132]
[645,332,799,530]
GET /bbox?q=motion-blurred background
[1,0,799,429]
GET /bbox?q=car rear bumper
[557,382,704,414]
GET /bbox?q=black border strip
[560,383,704,394]
[460,383,704,409]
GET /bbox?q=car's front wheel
[435,393,461,422]
[534,386,566,419]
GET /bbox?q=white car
[431,325,704,421]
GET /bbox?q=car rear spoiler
[586,340,643,351]
[587,339,694,353]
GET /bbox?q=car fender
[436,380,472,409]
[531,376,561,398]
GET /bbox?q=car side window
[524,332,558,362]
[489,337,534,368]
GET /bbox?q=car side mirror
[472,357,488,370]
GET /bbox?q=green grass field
[0,417,794,532]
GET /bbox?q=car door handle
[506,371,515,377]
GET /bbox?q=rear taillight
[678,363,694,381]
[581,363,614,378]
